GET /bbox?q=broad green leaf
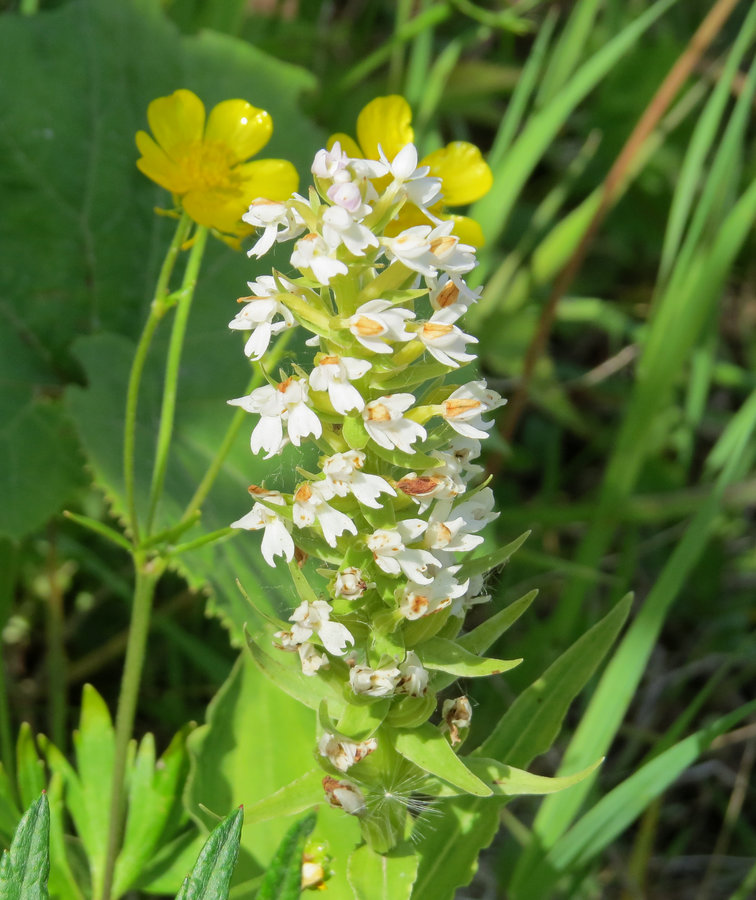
[0,0,323,623]
[174,806,242,900]
[512,701,756,899]
[411,796,498,900]
[0,393,85,540]
[15,725,45,812]
[419,637,521,678]
[243,771,322,827]
[347,841,419,900]
[0,793,49,900]
[255,811,316,900]
[393,725,491,797]
[476,594,632,766]
[185,654,316,883]
[113,724,194,895]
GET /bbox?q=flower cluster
[229,113,506,849]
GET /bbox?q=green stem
[146,225,208,535]
[181,327,295,523]
[124,213,192,543]
[99,558,163,900]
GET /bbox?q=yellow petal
[147,89,205,157]
[444,213,486,247]
[205,100,272,164]
[384,204,430,238]
[182,188,246,234]
[356,95,414,161]
[421,142,493,206]
[327,132,363,159]
[135,131,192,194]
[236,159,299,202]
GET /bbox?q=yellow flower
[136,89,298,237]
[328,95,493,246]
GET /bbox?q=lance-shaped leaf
[0,792,50,900]
[393,725,491,797]
[420,757,602,798]
[256,811,317,900]
[243,770,323,826]
[420,637,521,678]
[461,531,530,579]
[15,725,46,813]
[113,725,194,896]
[475,593,632,766]
[347,841,419,900]
[174,806,243,900]
[458,590,538,657]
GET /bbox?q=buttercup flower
[328,94,493,245]
[136,89,298,236]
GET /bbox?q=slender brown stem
[500,0,742,445]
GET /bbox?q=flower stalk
[231,136,517,850]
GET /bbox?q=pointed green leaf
[393,725,491,797]
[113,724,194,895]
[476,594,632,766]
[461,531,530,579]
[15,725,45,812]
[457,590,538,656]
[347,841,419,900]
[71,685,114,897]
[420,637,521,678]
[174,806,243,900]
[256,811,317,900]
[0,793,49,900]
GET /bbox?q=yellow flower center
[176,140,239,194]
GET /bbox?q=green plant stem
[99,558,164,900]
[146,225,209,535]
[124,213,192,543]
[181,327,295,523]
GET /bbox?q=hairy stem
[124,213,192,542]
[146,225,208,534]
